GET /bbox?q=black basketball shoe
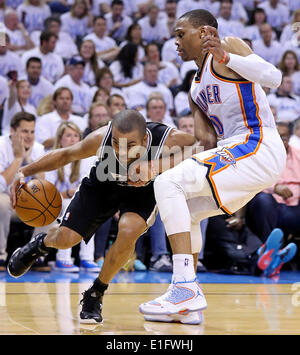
[80,286,104,324]
[7,233,52,278]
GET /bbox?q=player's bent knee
[154,172,178,201]
[49,226,83,249]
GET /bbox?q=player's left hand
[127,160,154,187]
[201,25,225,63]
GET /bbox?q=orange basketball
[15,179,62,227]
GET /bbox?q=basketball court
[1,270,300,335]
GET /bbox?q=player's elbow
[261,67,282,89]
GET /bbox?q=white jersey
[190,53,276,141]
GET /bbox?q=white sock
[172,254,196,282]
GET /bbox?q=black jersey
[96,121,172,187]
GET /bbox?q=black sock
[36,233,53,253]
[92,278,108,294]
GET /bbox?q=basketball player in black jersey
[8,109,196,323]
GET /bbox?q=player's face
[111,128,147,166]
[174,19,203,62]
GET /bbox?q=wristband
[66,189,72,198]
[218,51,227,64]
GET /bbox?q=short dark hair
[111,109,146,138]
[107,94,125,107]
[40,30,58,45]
[26,57,42,69]
[179,9,218,29]
[111,0,123,7]
[10,112,36,129]
[53,87,73,101]
[44,16,61,29]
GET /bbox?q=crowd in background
[0,0,300,275]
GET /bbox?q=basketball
[15,179,62,227]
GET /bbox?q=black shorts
[60,165,157,243]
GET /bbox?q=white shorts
[154,127,286,250]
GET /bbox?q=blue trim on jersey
[204,82,263,173]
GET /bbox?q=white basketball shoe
[144,310,203,325]
[139,278,207,316]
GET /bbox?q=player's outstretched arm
[128,129,197,186]
[202,26,282,88]
[10,126,107,207]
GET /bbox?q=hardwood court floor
[0,282,300,335]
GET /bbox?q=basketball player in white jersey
[137,9,286,323]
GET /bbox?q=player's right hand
[10,170,25,209]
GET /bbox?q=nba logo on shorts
[64,212,70,221]
[184,258,189,266]
[216,147,236,167]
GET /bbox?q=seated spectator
[138,4,170,45]
[2,79,36,136]
[107,93,127,117]
[79,39,105,87]
[289,117,300,150]
[54,56,93,115]
[0,112,45,271]
[92,87,110,106]
[145,96,176,128]
[280,9,300,45]
[91,67,128,102]
[177,113,194,136]
[104,0,133,43]
[216,0,245,39]
[205,211,263,275]
[245,7,276,42]
[21,31,65,84]
[0,34,23,79]
[119,22,146,62]
[42,121,99,273]
[0,76,9,128]
[252,23,282,66]
[24,57,54,109]
[35,87,87,149]
[161,37,183,70]
[30,16,78,60]
[36,94,54,117]
[258,0,289,34]
[124,61,174,114]
[162,0,177,37]
[83,16,120,62]
[176,0,210,19]
[60,0,93,42]
[144,42,180,89]
[280,29,300,64]
[82,102,111,138]
[267,75,300,123]
[246,122,300,241]
[174,69,196,117]
[4,8,34,55]
[211,0,248,24]
[109,43,144,88]
[16,0,51,34]
[278,50,300,96]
